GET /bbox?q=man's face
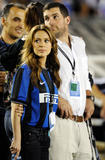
[2,6,25,40]
[44,7,69,39]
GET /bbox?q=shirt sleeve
[82,39,91,91]
[11,66,31,105]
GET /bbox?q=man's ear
[66,16,71,25]
[1,17,7,26]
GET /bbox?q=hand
[10,139,21,160]
[15,104,23,117]
[84,99,94,121]
[58,96,73,119]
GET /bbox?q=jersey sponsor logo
[39,93,58,104]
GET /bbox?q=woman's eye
[35,39,40,43]
[45,39,49,43]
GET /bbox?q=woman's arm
[10,102,22,160]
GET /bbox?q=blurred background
[0,0,105,159]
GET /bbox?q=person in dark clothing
[0,3,25,160]
[0,2,25,105]
[0,2,44,71]
[10,24,61,160]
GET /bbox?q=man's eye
[13,17,20,22]
[44,17,49,21]
[53,15,58,19]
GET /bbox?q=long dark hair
[24,2,44,32]
[21,24,61,88]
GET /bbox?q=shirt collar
[0,39,10,47]
[57,35,74,46]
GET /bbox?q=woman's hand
[10,139,21,160]
[11,103,22,160]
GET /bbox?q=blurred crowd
[0,0,105,17]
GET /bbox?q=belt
[56,109,84,122]
[72,115,84,122]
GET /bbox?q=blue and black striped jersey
[11,64,58,128]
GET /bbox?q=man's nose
[18,21,24,29]
[48,18,54,26]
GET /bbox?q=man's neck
[1,31,17,44]
[58,33,72,48]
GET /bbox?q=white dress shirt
[57,35,91,116]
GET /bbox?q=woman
[10,24,61,160]
[4,1,44,142]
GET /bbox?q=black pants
[21,126,50,160]
[0,106,10,160]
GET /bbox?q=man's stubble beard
[9,34,20,40]
[54,26,66,39]
[8,30,23,40]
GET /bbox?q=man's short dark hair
[1,3,26,18]
[43,2,69,17]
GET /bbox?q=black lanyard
[58,45,75,76]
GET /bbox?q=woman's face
[32,30,52,58]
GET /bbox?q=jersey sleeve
[11,65,31,105]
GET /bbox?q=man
[0,2,25,99]
[0,3,25,159]
[43,2,96,160]
[0,2,97,160]
[0,3,25,44]
[0,3,25,99]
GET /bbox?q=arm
[81,40,94,120]
[10,102,22,160]
[84,90,95,121]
